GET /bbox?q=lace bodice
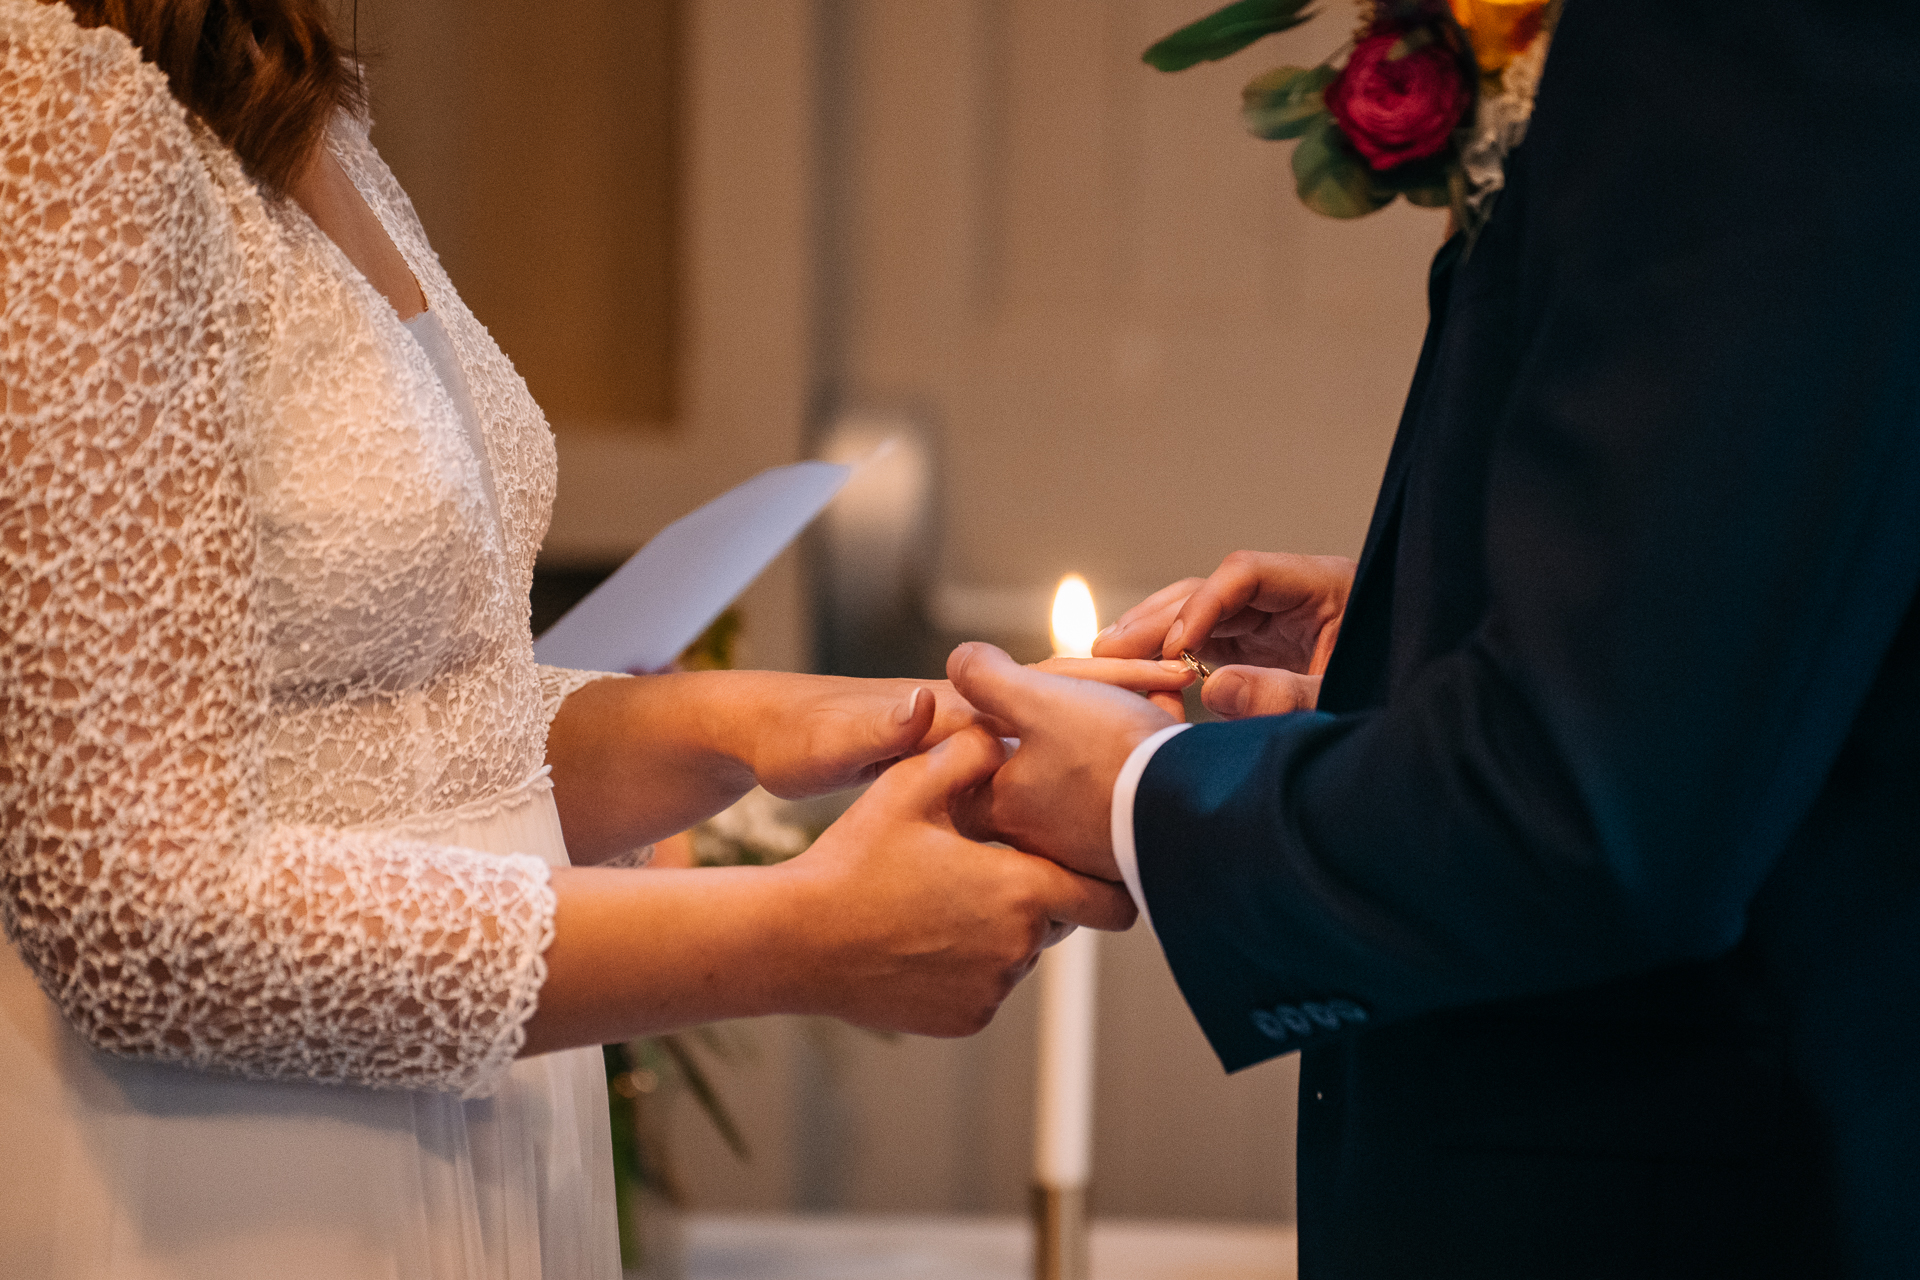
[1,2,608,1095]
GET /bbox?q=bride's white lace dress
[1,4,622,1275]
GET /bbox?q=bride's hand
[739,675,951,799]
[778,726,1137,1036]
[741,663,1194,799]
[529,725,1138,1052]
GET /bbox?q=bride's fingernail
[1095,623,1119,642]
[895,688,923,724]
[1159,660,1191,674]
[1163,620,1185,655]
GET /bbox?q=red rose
[1324,31,1471,170]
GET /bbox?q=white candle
[1033,573,1101,1203]
[1033,925,1098,1187]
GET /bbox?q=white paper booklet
[532,460,854,673]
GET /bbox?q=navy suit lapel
[1318,234,1464,713]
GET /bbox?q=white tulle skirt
[0,775,620,1280]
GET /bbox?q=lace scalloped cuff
[536,664,631,727]
[459,851,560,1099]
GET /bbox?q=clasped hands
[939,549,1354,881]
[767,550,1351,1035]
[544,549,1350,1043]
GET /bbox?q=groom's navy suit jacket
[1132,1,1920,1275]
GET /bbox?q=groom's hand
[1092,551,1353,719]
[945,642,1177,883]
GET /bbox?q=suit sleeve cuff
[1110,722,1192,937]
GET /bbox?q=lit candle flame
[1050,574,1098,659]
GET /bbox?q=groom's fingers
[949,642,1177,883]
[1161,553,1283,659]
[1092,579,1201,659]
[1025,856,1138,932]
[1202,665,1322,718]
[945,642,1050,737]
[1040,920,1078,949]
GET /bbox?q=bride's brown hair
[53,0,363,195]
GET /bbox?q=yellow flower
[1448,0,1548,74]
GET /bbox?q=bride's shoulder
[4,1,155,84]
[4,4,258,399]
[2,2,231,262]
[0,0,92,45]
[1,1,198,161]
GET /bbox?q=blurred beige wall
[355,0,1447,1225]
[828,0,1441,611]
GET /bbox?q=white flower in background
[695,787,816,865]
[1459,30,1550,220]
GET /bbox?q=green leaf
[1366,151,1453,202]
[676,605,742,671]
[660,1033,751,1160]
[604,1044,646,1267]
[1143,0,1319,72]
[1292,116,1391,219]
[1401,181,1453,208]
[1240,64,1337,140]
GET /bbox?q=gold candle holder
[1031,1183,1088,1280]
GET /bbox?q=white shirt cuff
[1110,723,1192,938]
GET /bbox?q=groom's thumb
[945,641,1036,737]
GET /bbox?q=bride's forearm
[544,672,764,863]
[518,864,819,1053]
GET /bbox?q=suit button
[1250,998,1371,1042]
[1250,1009,1291,1041]
[1326,999,1369,1025]
[1302,1002,1343,1030]
[1251,1003,1316,1040]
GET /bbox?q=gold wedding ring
[1178,649,1212,679]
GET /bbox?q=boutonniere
[1145,0,1559,238]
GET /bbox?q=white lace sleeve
[0,10,554,1097]
[537,665,629,725]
